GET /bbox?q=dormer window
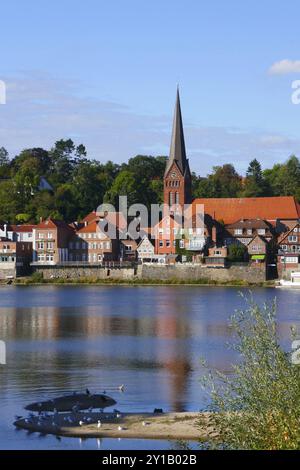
[234,229,243,235]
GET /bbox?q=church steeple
[164,89,192,208]
[165,88,190,177]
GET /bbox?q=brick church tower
[164,89,192,212]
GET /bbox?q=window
[47,242,53,249]
[251,245,260,252]
[175,192,179,204]
[47,232,52,239]
[258,229,266,235]
[288,235,298,242]
[125,245,132,252]
[166,240,170,247]
[285,257,298,264]
[234,229,243,235]
[38,242,44,250]
[247,229,252,235]
[169,192,173,206]
[159,240,164,247]
[179,240,185,249]
[38,233,44,239]
[46,254,54,262]
[294,228,299,232]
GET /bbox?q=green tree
[241,159,270,197]
[227,243,247,261]
[202,298,300,450]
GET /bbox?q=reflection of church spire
[155,301,191,412]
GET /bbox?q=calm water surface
[0,285,299,450]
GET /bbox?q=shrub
[227,243,247,261]
[30,271,44,283]
[201,296,300,449]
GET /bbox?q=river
[0,285,299,450]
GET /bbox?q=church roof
[193,196,300,224]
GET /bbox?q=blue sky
[1,0,300,175]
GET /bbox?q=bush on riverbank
[201,297,300,450]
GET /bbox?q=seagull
[118,426,124,431]
[118,384,125,392]
[79,420,84,426]
[116,413,122,419]
[97,420,101,428]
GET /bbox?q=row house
[137,236,155,262]
[0,237,32,278]
[224,219,274,246]
[154,213,212,258]
[32,219,73,264]
[69,220,119,263]
[277,221,300,270]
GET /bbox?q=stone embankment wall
[32,262,267,283]
[0,262,16,280]
[34,265,136,280]
[139,263,267,283]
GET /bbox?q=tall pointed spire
[165,88,188,176]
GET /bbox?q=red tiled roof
[80,211,127,230]
[193,196,300,224]
[77,221,99,233]
[35,218,73,231]
[10,224,36,233]
[81,211,98,224]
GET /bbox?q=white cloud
[0,72,299,176]
[269,59,300,75]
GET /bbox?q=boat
[25,392,116,412]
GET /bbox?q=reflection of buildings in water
[0,307,61,340]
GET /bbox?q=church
[156,89,300,258]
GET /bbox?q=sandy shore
[14,411,213,441]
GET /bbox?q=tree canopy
[0,139,299,223]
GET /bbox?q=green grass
[14,275,274,287]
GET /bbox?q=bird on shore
[118,426,124,431]
[118,384,125,392]
[79,420,84,426]
[116,413,122,419]
[97,420,101,428]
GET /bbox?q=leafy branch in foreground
[201,296,300,450]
